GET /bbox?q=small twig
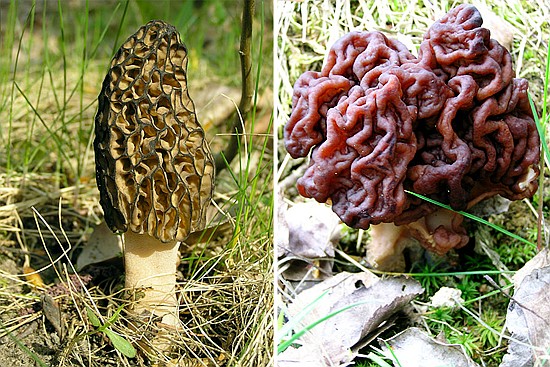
[453,295,546,353]
[214,0,255,172]
[483,275,550,328]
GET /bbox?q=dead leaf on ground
[501,249,550,367]
[76,221,122,270]
[279,271,423,366]
[23,265,45,289]
[512,247,550,288]
[279,201,341,282]
[381,327,480,367]
[41,294,64,340]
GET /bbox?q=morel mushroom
[94,20,215,325]
[284,5,540,270]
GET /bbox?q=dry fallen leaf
[512,247,550,288]
[280,271,423,366]
[41,294,64,339]
[279,201,341,281]
[76,221,122,270]
[381,327,480,367]
[23,265,45,289]
[501,250,550,367]
[276,189,290,257]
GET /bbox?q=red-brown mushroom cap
[284,5,540,254]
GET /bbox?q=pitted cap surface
[94,20,215,243]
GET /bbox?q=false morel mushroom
[94,20,215,326]
[284,5,540,268]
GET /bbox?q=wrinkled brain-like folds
[284,5,540,240]
[94,20,215,243]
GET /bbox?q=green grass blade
[529,92,549,165]
[14,82,73,168]
[6,3,35,174]
[0,319,48,367]
[278,298,373,353]
[111,0,130,57]
[277,289,329,342]
[366,351,394,367]
[405,190,536,248]
[381,269,515,277]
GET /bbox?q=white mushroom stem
[367,208,470,271]
[367,222,411,271]
[123,230,180,327]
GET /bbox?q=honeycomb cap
[94,20,215,243]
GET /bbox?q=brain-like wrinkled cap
[284,5,540,251]
[94,20,215,243]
